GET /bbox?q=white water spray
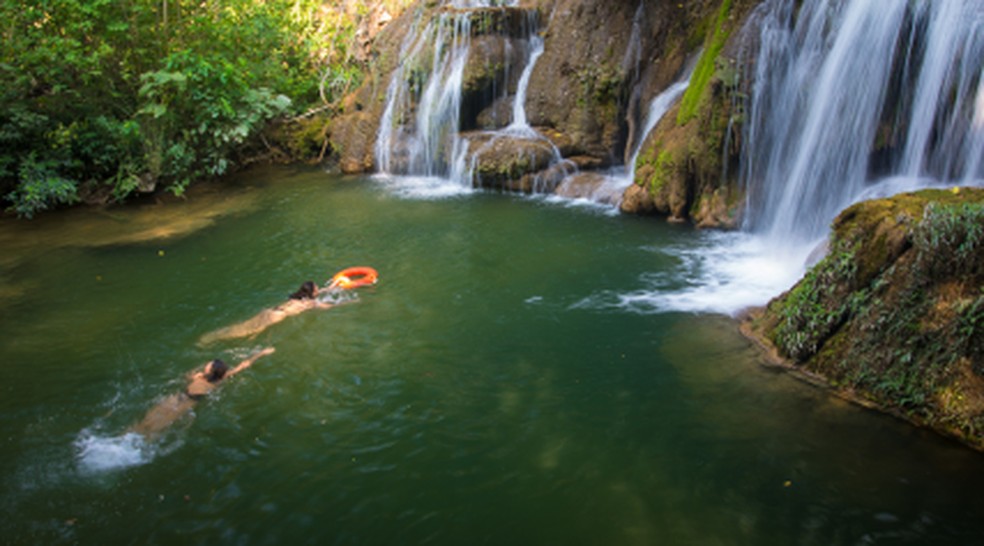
[75,431,155,473]
[610,0,984,316]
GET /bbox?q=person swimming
[198,281,337,345]
[129,347,275,440]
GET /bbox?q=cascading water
[742,0,984,244]
[550,1,691,208]
[628,81,690,181]
[505,29,543,135]
[374,7,476,186]
[598,0,984,316]
[375,0,553,196]
[552,77,689,208]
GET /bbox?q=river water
[1,166,982,545]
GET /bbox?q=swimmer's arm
[227,347,276,378]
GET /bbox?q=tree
[0,0,405,217]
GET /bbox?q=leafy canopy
[0,0,393,217]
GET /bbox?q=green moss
[574,64,624,118]
[912,201,984,279]
[763,189,984,449]
[770,246,863,362]
[677,0,732,126]
[646,150,675,196]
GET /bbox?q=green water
[1,166,982,545]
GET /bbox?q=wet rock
[331,112,378,174]
[514,160,577,193]
[442,6,540,39]
[461,34,529,129]
[554,172,625,206]
[476,97,515,129]
[464,131,556,189]
[619,183,655,214]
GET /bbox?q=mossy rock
[464,132,556,189]
[748,187,984,452]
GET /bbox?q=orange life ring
[328,266,379,290]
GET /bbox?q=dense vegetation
[0,0,409,217]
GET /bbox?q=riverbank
[740,188,984,453]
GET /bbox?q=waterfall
[741,0,984,244]
[505,31,543,135]
[375,9,475,181]
[607,0,984,316]
[630,81,689,178]
[558,74,689,206]
[375,0,542,191]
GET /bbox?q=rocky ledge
[742,188,984,451]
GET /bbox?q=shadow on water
[0,165,982,545]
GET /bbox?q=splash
[372,173,475,200]
[75,430,155,474]
[573,231,816,316]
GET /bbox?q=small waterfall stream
[375,7,476,183]
[552,77,690,207]
[505,30,543,135]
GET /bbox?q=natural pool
[1,166,982,545]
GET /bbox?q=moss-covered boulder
[622,0,757,228]
[743,188,984,451]
[464,132,556,190]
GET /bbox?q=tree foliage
[0,0,402,217]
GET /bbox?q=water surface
[1,166,981,545]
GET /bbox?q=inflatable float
[328,266,379,291]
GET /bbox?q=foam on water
[75,430,155,474]
[540,193,624,216]
[372,174,475,200]
[573,231,815,316]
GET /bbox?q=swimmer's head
[203,359,229,382]
[289,281,318,300]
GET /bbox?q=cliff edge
[742,188,984,451]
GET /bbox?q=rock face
[623,0,759,228]
[328,0,758,218]
[463,131,557,190]
[743,188,984,451]
[329,2,424,174]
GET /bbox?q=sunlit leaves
[1,0,391,217]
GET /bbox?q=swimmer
[198,281,338,345]
[129,347,275,439]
